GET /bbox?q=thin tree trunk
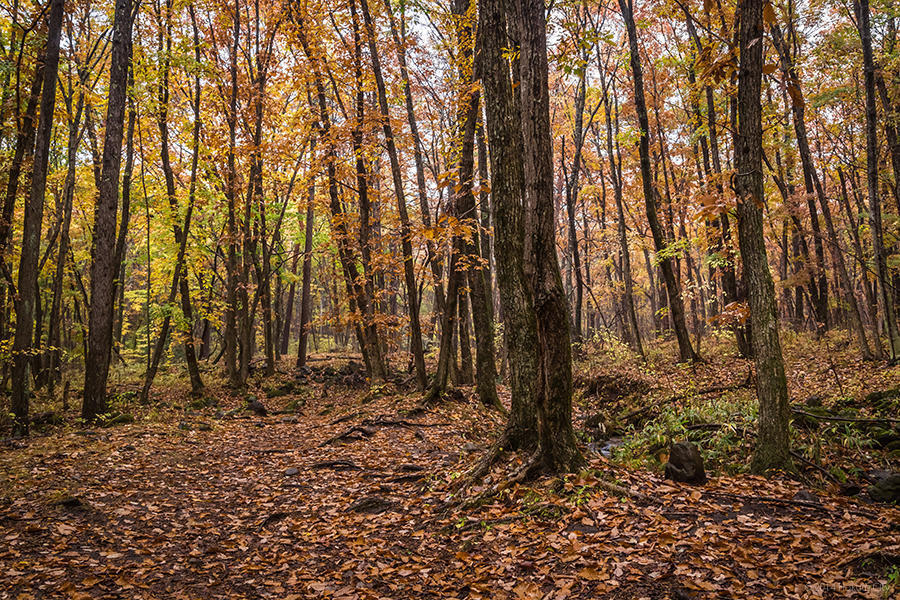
[359,0,425,388]
[296,139,316,369]
[620,0,698,363]
[10,0,63,435]
[601,70,644,357]
[858,0,900,360]
[381,0,446,321]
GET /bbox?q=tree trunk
[857,0,900,361]
[296,139,317,369]
[223,0,242,387]
[601,71,644,356]
[478,0,539,449]
[296,18,386,381]
[10,0,63,435]
[381,0,446,324]
[514,0,583,473]
[620,0,699,363]
[83,0,133,422]
[359,0,425,388]
[734,0,792,474]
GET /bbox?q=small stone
[398,464,425,472]
[791,489,819,504]
[347,495,396,514]
[804,395,824,408]
[284,467,299,476]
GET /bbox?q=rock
[838,483,861,496]
[791,489,819,504]
[867,473,900,503]
[280,415,299,424]
[103,413,134,427]
[864,387,900,405]
[804,395,824,408]
[284,467,299,476]
[398,464,425,472]
[867,469,893,484]
[582,412,606,431]
[347,495,396,514]
[664,441,707,484]
[246,395,268,416]
[52,495,84,508]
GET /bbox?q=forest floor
[1,332,899,599]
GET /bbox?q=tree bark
[478,0,539,449]
[83,0,134,422]
[620,0,699,363]
[10,0,63,435]
[359,0,426,388]
[514,0,583,472]
[856,0,900,361]
[733,0,792,473]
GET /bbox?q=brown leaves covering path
[1,368,898,599]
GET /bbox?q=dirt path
[1,385,898,599]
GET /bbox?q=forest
[0,0,899,596]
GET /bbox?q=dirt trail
[1,385,898,599]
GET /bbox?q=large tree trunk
[514,0,583,473]
[857,0,900,361]
[734,0,792,474]
[620,0,699,363]
[478,0,539,449]
[10,0,63,435]
[83,0,134,422]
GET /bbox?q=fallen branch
[362,416,450,428]
[790,408,900,425]
[320,426,376,447]
[701,490,879,519]
[620,378,754,425]
[310,459,361,471]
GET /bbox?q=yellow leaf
[577,566,609,581]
